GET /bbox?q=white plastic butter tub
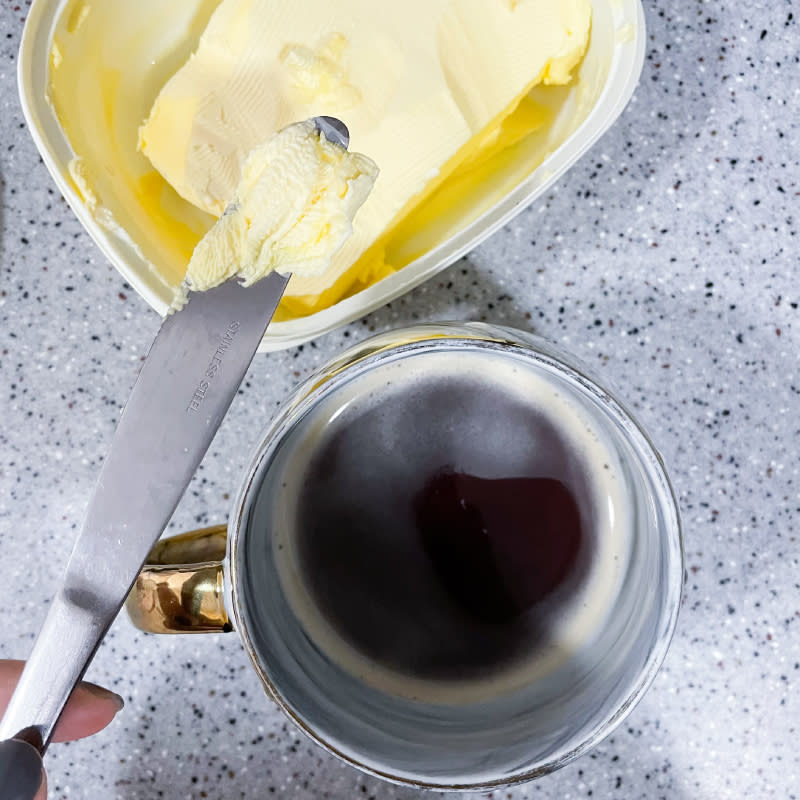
[18,0,645,351]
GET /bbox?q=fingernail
[81,681,125,712]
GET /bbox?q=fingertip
[51,683,124,743]
[80,681,125,713]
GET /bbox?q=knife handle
[0,738,44,800]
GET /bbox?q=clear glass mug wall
[126,322,683,790]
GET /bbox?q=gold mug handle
[126,525,232,634]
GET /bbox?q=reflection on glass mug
[126,322,683,790]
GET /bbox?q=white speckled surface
[1,2,799,798]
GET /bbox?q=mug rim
[227,321,684,790]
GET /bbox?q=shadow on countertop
[354,254,543,341]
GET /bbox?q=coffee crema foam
[270,347,631,704]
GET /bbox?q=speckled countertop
[1,2,798,798]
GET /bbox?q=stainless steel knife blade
[0,117,350,787]
[0,271,288,751]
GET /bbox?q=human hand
[0,659,123,799]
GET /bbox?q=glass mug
[126,322,683,790]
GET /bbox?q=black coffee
[415,470,583,625]
[292,354,599,682]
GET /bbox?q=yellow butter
[67,157,98,212]
[47,0,594,320]
[182,120,377,303]
[140,0,592,313]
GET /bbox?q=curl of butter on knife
[177,117,378,309]
[0,117,370,795]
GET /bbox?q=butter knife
[0,117,348,791]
